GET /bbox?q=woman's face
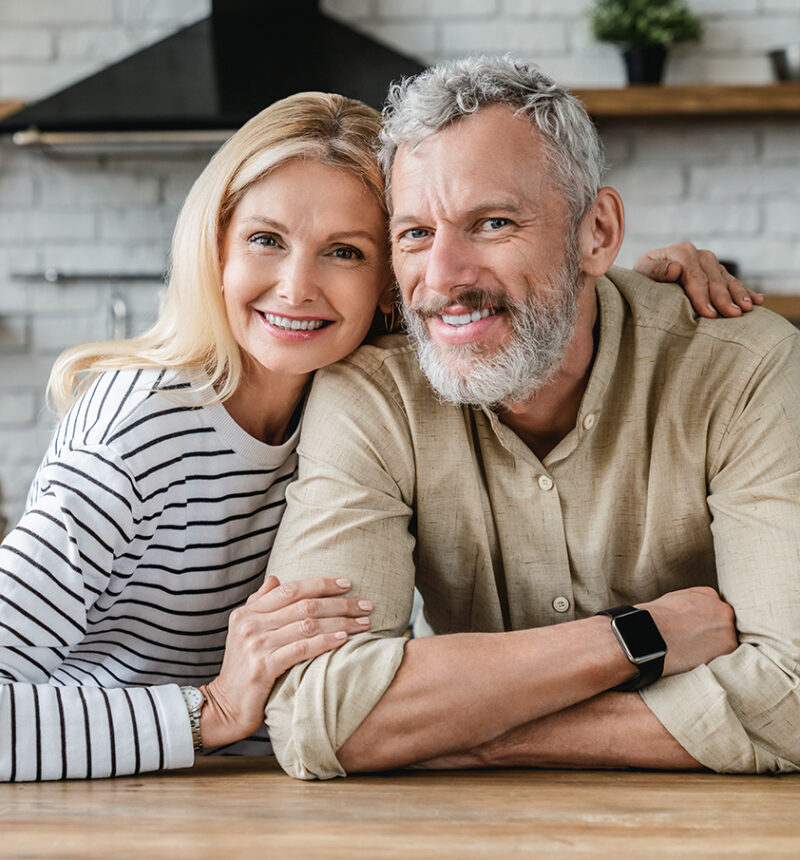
[220,158,392,380]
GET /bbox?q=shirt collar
[480,272,626,466]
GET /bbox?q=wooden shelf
[0,100,23,120]
[572,84,800,118]
[3,84,800,127]
[762,295,800,325]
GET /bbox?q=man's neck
[497,280,599,461]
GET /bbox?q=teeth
[440,307,495,327]
[264,313,327,331]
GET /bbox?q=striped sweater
[0,368,299,781]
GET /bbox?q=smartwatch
[596,605,667,691]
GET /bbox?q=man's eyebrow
[390,200,526,232]
[389,213,421,232]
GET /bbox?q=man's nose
[422,228,480,298]
[277,253,320,306]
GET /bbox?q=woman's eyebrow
[327,230,382,246]
[239,216,288,231]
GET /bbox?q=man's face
[389,104,583,408]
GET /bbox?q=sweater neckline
[204,399,301,467]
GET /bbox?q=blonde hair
[48,92,386,416]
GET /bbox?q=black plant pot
[623,45,668,85]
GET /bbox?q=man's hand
[634,243,763,319]
[640,586,738,676]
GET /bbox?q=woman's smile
[258,310,334,339]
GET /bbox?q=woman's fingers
[263,614,371,652]
[633,243,763,319]
[245,574,282,604]
[258,596,373,631]
[246,577,373,628]
[252,576,353,611]
[267,629,354,679]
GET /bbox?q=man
[265,56,800,778]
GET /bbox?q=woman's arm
[0,459,175,782]
[0,446,372,781]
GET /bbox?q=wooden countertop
[1,757,798,859]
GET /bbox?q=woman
[0,92,755,782]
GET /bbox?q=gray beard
[403,246,582,410]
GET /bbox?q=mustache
[406,287,511,320]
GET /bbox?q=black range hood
[0,0,425,146]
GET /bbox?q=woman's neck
[223,365,312,446]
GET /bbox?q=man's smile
[440,307,498,327]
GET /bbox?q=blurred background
[0,0,799,529]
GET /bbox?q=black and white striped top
[0,368,299,781]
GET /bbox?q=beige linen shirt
[266,266,800,779]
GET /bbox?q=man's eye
[332,246,363,260]
[403,228,429,240]
[485,218,510,230]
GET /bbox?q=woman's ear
[378,280,398,315]
[578,186,625,277]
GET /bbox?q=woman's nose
[277,253,320,305]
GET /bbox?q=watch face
[181,686,204,713]
[613,610,667,663]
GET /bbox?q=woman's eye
[332,246,363,260]
[251,233,278,247]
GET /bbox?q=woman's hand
[634,242,764,318]
[197,575,372,749]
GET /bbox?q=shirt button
[538,474,554,491]
[552,596,570,613]
[583,413,596,430]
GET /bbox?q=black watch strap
[596,605,667,692]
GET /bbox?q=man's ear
[578,187,625,277]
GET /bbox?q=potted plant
[590,0,703,85]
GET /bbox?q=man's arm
[336,588,734,772]
[636,325,800,774]
[409,693,700,772]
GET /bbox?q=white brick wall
[0,0,209,100]
[0,0,799,527]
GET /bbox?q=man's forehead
[390,107,555,218]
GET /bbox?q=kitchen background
[0,0,799,529]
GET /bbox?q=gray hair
[379,55,605,226]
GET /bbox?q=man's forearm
[412,692,701,771]
[336,587,736,774]
[336,616,640,773]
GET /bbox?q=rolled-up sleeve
[265,348,418,779]
[641,330,800,773]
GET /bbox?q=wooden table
[1,757,798,859]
